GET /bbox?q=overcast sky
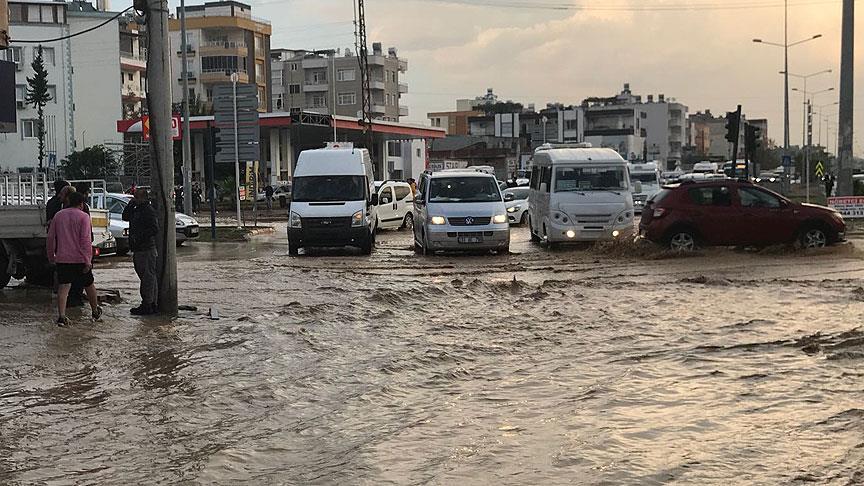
[134,0,862,152]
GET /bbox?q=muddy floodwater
[2,226,864,485]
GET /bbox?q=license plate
[190,228,199,236]
[458,236,483,244]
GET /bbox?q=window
[564,119,578,130]
[128,73,134,81]
[385,93,391,106]
[337,92,356,105]
[553,167,626,192]
[311,71,325,84]
[541,166,552,192]
[688,186,732,206]
[9,4,24,22]
[201,56,244,72]
[188,88,195,101]
[311,95,326,108]
[255,61,265,80]
[41,47,55,66]
[185,33,194,46]
[206,88,213,99]
[290,63,298,71]
[5,47,22,65]
[337,68,355,82]
[378,186,394,203]
[274,93,284,110]
[428,177,502,203]
[387,142,402,157]
[531,166,541,190]
[394,186,411,201]
[258,86,266,109]
[15,85,25,103]
[738,187,782,208]
[107,198,126,215]
[288,84,301,94]
[272,69,283,85]
[184,59,195,72]
[47,85,56,103]
[40,5,52,23]
[416,148,421,157]
[22,119,37,138]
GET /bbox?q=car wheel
[288,240,299,256]
[361,231,374,255]
[800,226,828,249]
[529,216,541,242]
[668,230,697,252]
[400,212,414,231]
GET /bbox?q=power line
[11,6,134,44]
[420,0,844,12]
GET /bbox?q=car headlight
[351,210,365,227]
[507,206,521,213]
[551,210,569,224]
[492,214,508,224]
[289,211,302,228]
[430,216,446,225]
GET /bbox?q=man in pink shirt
[46,191,103,327]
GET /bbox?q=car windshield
[555,166,627,192]
[429,177,502,203]
[631,173,659,184]
[292,176,366,202]
[505,188,530,200]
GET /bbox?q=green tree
[25,45,52,171]
[61,145,121,180]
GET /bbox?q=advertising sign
[829,196,864,219]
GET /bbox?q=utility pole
[355,0,374,174]
[837,0,854,196]
[232,73,242,228]
[138,0,178,315]
[179,0,193,215]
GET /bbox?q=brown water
[1,227,863,485]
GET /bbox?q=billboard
[0,60,15,133]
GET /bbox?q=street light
[814,101,839,147]
[781,68,832,146]
[790,86,834,202]
[752,0,823,151]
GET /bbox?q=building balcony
[302,57,329,69]
[368,55,386,67]
[398,58,408,72]
[584,128,636,137]
[120,51,147,70]
[398,82,408,94]
[371,104,386,114]
[399,105,409,117]
[177,71,198,83]
[199,41,247,56]
[304,82,329,92]
[370,80,385,90]
[200,69,248,84]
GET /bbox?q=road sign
[815,161,825,178]
[142,115,182,141]
[212,83,260,164]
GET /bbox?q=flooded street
[2,227,864,485]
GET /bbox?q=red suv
[640,180,846,251]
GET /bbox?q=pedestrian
[46,180,70,223]
[46,191,102,327]
[126,183,137,195]
[68,184,92,308]
[73,183,92,215]
[192,183,202,214]
[175,186,184,213]
[123,188,159,316]
[407,178,417,197]
[264,184,274,210]
[825,174,835,198]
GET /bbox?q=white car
[375,181,415,231]
[503,187,530,225]
[104,193,200,250]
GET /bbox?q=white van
[692,161,720,174]
[287,145,378,255]
[413,171,510,254]
[628,161,662,213]
[527,143,635,245]
[375,180,415,230]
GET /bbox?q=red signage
[141,115,182,141]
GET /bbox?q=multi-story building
[270,42,408,121]
[68,1,123,148]
[169,0,272,112]
[427,110,483,136]
[118,14,146,119]
[688,110,767,162]
[1,0,73,172]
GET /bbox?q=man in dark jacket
[46,180,70,223]
[122,188,159,315]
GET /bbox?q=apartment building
[169,1,272,112]
[688,110,768,161]
[1,0,73,172]
[270,42,408,121]
[118,15,146,118]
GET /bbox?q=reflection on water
[1,228,863,484]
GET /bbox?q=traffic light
[744,124,761,155]
[725,111,740,143]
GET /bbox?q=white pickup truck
[0,174,115,289]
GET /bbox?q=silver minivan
[413,171,510,255]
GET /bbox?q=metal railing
[201,40,247,49]
[201,68,248,74]
[0,173,49,207]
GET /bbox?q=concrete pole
[837,0,855,196]
[179,0,193,215]
[232,73,242,228]
[783,0,790,150]
[145,0,178,315]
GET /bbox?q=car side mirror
[370,193,379,206]
[414,194,425,206]
[504,193,515,202]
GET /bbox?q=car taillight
[653,208,667,218]
[93,247,101,257]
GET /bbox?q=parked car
[639,180,846,251]
[102,193,200,250]
[375,181,415,231]
[503,187,530,225]
[413,171,510,255]
[256,184,292,206]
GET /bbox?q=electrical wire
[11,6,134,44]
